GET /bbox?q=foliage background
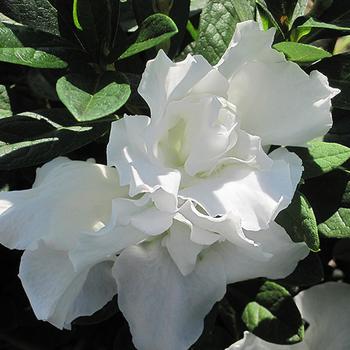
[1,0,350,349]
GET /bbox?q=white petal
[113,240,227,350]
[217,21,339,146]
[179,201,252,247]
[107,116,181,197]
[162,217,204,275]
[138,50,215,121]
[0,158,125,251]
[19,242,117,329]
[295,282,350,350]
[180,148,302,231]
[225,331,307,350]
[216,221,308,284]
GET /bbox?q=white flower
[227,282,350,350]
[0,19,338,350]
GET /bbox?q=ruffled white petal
[19,242,117,329]
[107,116,181,198]
[113,240,227,350]
[216,221,309,284]
[217,21,339,147]
[138,50,217,121]
[180,148,302,231]
[0,158,125,251]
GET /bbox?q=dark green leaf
[194,0,255,65]
[276,191,319,251]
[0,22,77,68]
[119,14,178,60]
[56,71,131,122]
[319,208,350,238]
[242,281,304,345]
[0,0,59,35]
[0,109,110,170]
[289,142,350,179]
[273,42,331,62]
[0,85,11,118]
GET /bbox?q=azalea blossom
[227,282,350,350]
[0,20,338,350]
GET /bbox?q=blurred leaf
[273,42,331,62]
[119,14,178,60]
[276,191,319,251]
[0,22,78,68]
[0,85,11,118]
[0,0,59,35]
[319,208,350,238]
[242,281,304,345]
[289,142,350,179]
[0,109,110,170]
[325,109,350,147]
[194,0,255,64]
[56,71,131,122]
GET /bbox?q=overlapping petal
[19,241,117,329]
[113,240,227,350]
[180,148,303,231]
[217,21,340,147]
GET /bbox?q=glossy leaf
[273,42,331,63]
[56,72,131,122]
[0,22,76,68]
[0,0,59,35]
[289,142,350,179]
[0,109,110,170]
[276,191,319,251]
[242,281,304,345]
[319,208,350,238]
[119,14,178,60]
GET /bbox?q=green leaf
[293,18,350,42]
[0,109,110,170]
[319,208,350,238]
[119,14,178,60]
[0,85,11,118]
[194,0,255,65]
[56,72,131,122]
[0,22,76,68]
[276,191,319,251]
[289,142,350,179]
[0,0,59,35]
[273,42,331,63]
[242,281,304,345]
